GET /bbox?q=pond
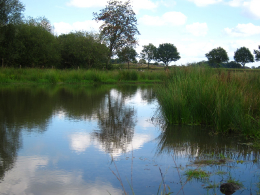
[0,85,259,195]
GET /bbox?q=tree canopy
[254,45,260,62]
[93,0,140,67]
[117,46,137,69]
[234,47,254,68]
[205,47,229,67]
[156,43,180,67]
[0,0,24,26]
[140,43,156,69]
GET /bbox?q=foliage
[0,0,24,26]
[254,45,260,61]
[234,47,254,68]
[185,169,210,180]
[93,0,140,67]
[117,46,137,69]
[140,43,157,69]
[58,31,108,69]
[138,59,146,64]
[0,68,165,83]
[222,61,242,68]
[205,47,229,67]
[0,18,60,68]
[156,67,260,137]
[155,43,180,67]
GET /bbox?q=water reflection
[156,124,260,162]
[93,89,137,155]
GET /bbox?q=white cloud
[69,132,92,153]
[0,156,123,195]
[224,23,260,37]
[187,0,222,6]
[67,0,157,13]
[160,0,177,7]
[186,22,208,36]
[227,0,244,7]
[139,12,187,26]
[243,0,260,19]
[53,20,101,35]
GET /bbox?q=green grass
[185,169,210,180]
[0,68,165,84]
[156,66,260,137]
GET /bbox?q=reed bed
[156,67,260,137]
[0,68,164,83]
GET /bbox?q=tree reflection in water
[93,89,137,155]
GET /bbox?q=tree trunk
[2,58,3,68]
[148,62,149,70]
[128,61,129,69]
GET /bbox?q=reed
[156,67,260,137]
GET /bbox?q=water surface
[0,85,259,195]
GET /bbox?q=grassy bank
[156,67,260,137]
[0,68,165,84]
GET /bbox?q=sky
[20,0,260,67]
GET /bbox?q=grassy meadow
[0,67,165,84]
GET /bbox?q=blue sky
[21,0,260,67]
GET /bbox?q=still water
[0,85,259,195]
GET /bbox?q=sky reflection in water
[0,85,259,195]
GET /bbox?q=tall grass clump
[156,67,260,137]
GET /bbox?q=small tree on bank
[205,47,229,67]
[117,46,137,69]
[93,0,140,69]
[254,45,260,61]
[155,43,180,68]
[140,43,156,69]
[234,47,254,68]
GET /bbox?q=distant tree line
[1,0,259,69]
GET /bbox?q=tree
[0,0,24,26]
[15,21,60,68]
[58,32,108,69]
[138,59,146,64]
[234,47,254,68]
[117,46,137,69]
[222,61,242,69]
[156,43,180,67]
[0,0,24,66]
[254,45,260,61]
[93,0,140,68]
[140,43,156,69]
[205,47,229,67]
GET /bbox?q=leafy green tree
[222,61,242,69]
[156,43,180,67]
[254,45,260,61]
[205,47,229,67]
[138,59,146,64]
[58,32,108,69]
[15,20,60,68]
[0,0,24,67]
[140,43,156,69]
[234,47,254,68]
[0,0,24,26]
[117,46,137,69]
[93,0,140,68]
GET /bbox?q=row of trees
[205,46,259,68]
[115,43,181,69]
[1,0,259,69]
[0,17,109,68]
